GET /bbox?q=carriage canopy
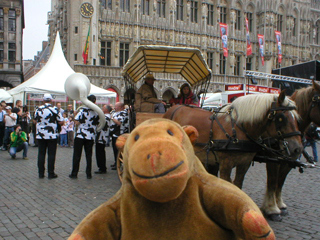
[122,45,212,88]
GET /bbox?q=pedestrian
[64,104,74,117]
[9,124,28,160]
[2,106,17,151]
[59,121,68,147]
[56,102,64,115]
[34,93,64,179]
[0,104,6,149]
[134,73,166,113]
[67,116,75,147]
[109,102,129,170]
[31,106,38,147]
[69,95,99,179]
[95,104,112,174]
[303,122,319,163]
[20,105,31,142]
[12,100,22,125]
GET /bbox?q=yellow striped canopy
[122,45,212,87]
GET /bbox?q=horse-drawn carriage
[116,45,320,222]
[116,45,212,180]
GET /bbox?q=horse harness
[202,102,301,168]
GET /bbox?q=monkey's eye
[167,130,174,136]
[134,134,140,141]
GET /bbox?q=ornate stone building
[47,0,320,102]
[0,0,24,88]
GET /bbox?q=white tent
[0,89,13,103]
[8,32,116,104]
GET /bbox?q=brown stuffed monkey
[69,118,275,240]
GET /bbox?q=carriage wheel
[116,148,124,183]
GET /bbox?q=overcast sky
[23,0,51,60]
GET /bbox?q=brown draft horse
[261,81,320,221]
[163,91,303,189]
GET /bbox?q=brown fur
[68,119,275,240]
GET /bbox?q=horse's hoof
[280,208,288,216]
[267,214,282,222]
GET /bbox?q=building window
[219,53,226,74]
[100,41,112,66]
[157,0,166,18]
[0,42,3,62]
[176,0,183,21]
[142,0,150,15]
[234,56,241,76]
[292,17,296,36]
[246,57,252,70]
[246,12,253,32]
[0,8,3,31]
[235,10,241,30]
[119,42,129,67]
[8,9,16,32]
[207,52,214,70]
[8,43,16,62]
[277,14,283,32]
[74,54,78,61]
[75,26,78,34]
[220,7,227,23]
[120,0,130,12]
[190,1,198,23]
[207,4,214,26]
[101,0,112,9]
[317,22,320,45]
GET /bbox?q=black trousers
[71,138,94,176]
[95,142,107,172]
[112,136,118,164]
[0,124,4,146]
[37,139,58,176]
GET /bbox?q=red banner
[82,25,91,64]
[258,34,265,66]
[225,84,243,91]
[219,23,228,57]
[245,18,252,56]
[275,31,282,64]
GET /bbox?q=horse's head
[262,90,303,160]
[291,80,320,130]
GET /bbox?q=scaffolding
[245,70,312,84]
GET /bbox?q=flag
[257,34,265,66]
[219,23,228,57]
[82,25,91,64]
[245,18,252,56]
[275,31,282,64]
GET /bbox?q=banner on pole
[257,34,265,66]
[245,18,252,56]
[275,31,282,64]
[219,23,228,57]
[82,25,91,64]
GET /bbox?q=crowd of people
[0,93,129,179]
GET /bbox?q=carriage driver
[134,73,166,113]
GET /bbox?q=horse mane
[290,86,313,114]
[222,94,299,125]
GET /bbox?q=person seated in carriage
[134,73,167,113]
[169,83,199,107]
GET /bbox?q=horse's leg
[261,162,282,222]
[216,152,233,183]
[233,162,252,189]
[275,164,292,216]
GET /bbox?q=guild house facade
[47,0,320,102]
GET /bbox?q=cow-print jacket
[109,109,129,138]
[75,107,99,140]
[34,103,64,139]
[96,113,111,144]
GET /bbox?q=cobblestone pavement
[0,144,319,239]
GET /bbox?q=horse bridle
[306,93,320,119]
[262,102,301,155]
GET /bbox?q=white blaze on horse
[164,91,303,190]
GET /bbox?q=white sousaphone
[64,73,106,131]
